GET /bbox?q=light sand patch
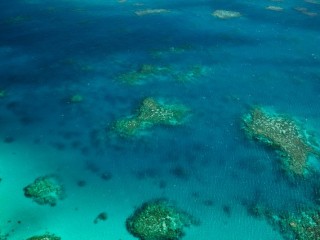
[212,10,241,19]
[266,6,284,11]
[135,9,170,16]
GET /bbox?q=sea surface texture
[1,0,320,240]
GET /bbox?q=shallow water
[1,0,320,239]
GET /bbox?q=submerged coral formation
[135,9,170,16]
[26,233,61,240]
[94,212,108,224]
[69,94,84,103]
[117,64,170,85]
[23,175,65,206]
[242,107,320,177]
[313,183,320,205]
[212,10,241,19]
[265,6,284,11]
[3,15,30,25]
[0,232,8,240]
[173,65,208,83]
[117,63,207,85]
[113,98,189,137]
[126,199,196,240]
[294,7,317,16]
[269,208,320,240]
[245,202,320,240]
[0,89,6,98]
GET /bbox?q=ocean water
[1,0,320,239]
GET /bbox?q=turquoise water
[1,0,320,239]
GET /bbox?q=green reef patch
[69,94,84,103]
[268,208,320,240]
[117,64,170,85]
[242,107,320,177]
[0,232,8,240]
[284,209,320,240]
[113,97,190,137]
[126,199,197,240]
[23,175,65,206]
[26,233,61,240]
[117,63,208,85]
[245,202,320,240]
[0,89,6,98]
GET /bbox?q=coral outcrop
[26,233,61,240]
[126,199,196,240]
[23,175,65,206]
[242,107,320,177]
[113,98,189,137]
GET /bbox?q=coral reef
[304,0,320,4]
[114,118,141,136]
[294,7,317,16]
[26,233,61,240]
[23,175,65,206]
[313,183,320,205]
[0,89,6,98]
[113,98,189,137]
[268,208,320,240]
[117,63,208,85]
[245,201,320,240]
[135,9,170,16]
[117,64,170,85]
[126,199,196,240]
[3,16,30,25]
[94,212,108,224]
[173,65,207,83]
[212,10,241,19]
[0,232,8,240]
[69,94,83,103]
[242,107,320,177]
[265,6,284,11]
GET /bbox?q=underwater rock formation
[113,97,189,137]
[242,107,320,177]
[23,175,65,206]
[126,199,196,240]
[26,233,61,240]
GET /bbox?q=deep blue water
[1,0,320,239]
